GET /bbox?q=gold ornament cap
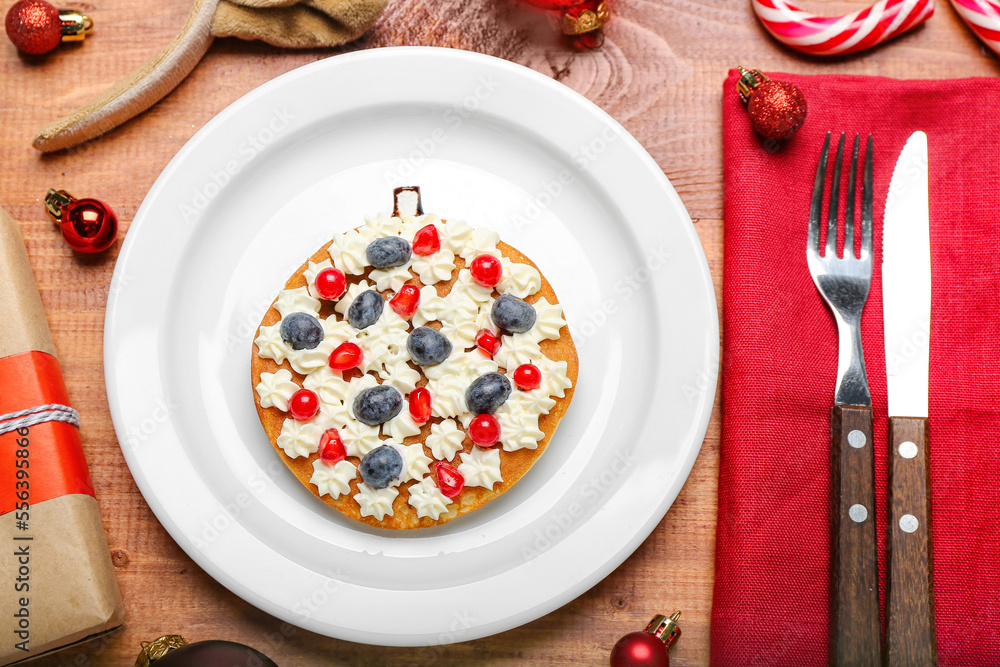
[562,1,610,35]
[645,611,682,649]
[736,66,769,105]
[135,635,188,667]
[58,9,93,42]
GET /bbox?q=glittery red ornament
[44,189,118,253]
[609,612,682,667]
[5,0,92,55]
[736,66,807,141]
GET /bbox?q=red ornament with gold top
[517,0,611,48]
[135,635,278,667]
[610,612,682,667]
[44,189,118,253]
[736,66,808,142]
[4,0,91,54]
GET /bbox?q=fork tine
[808,132,831,253]
[827,132,845,257]
[844,134,860,259]
[861,134,874,257]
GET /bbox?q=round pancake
[252,225,578,530]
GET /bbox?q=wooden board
[1,0,997,664]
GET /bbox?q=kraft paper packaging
[0,207,123,665]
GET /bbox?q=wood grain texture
[1,0,996,664]
[830,405,879,667]
[886,417,937,667]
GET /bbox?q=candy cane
[950,0,1000,55]
[752,0,935,55]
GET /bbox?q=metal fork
[806,132,879,667]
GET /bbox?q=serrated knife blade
[882,130,931,419]
[882,130,937,667]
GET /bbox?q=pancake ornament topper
[252,187,577,529]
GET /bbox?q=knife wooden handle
[886,416,937,667]
[830,404,880,667]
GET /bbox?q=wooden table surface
[2,0,998,664]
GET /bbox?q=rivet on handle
[848,429,867,448]
[899,514,919,533]
[898,441,918,459]
[849,504,868,523]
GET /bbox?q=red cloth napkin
[713,70,1000,667]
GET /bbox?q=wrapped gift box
[0,207,123,665]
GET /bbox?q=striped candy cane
[951,0,1000,55]
[752,0,935,55]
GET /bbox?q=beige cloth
[32,0,386,152]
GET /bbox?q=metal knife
[882,130,937,667]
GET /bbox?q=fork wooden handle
[830,404,880,667]
[886,416,937,667]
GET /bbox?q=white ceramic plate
[105,46,718,646]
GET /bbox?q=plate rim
[104,45,719,646]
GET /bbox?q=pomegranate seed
[390,284,420,320]
[409,387,432,423]
[329,342,362,371]
[289,389,319,421]
[319,429,346,463]
[513,363,542,391]
[411,224,441,256]
[468,414,501,447]
[470,254,503,287]
[475,329,501,358]
[315,267,347,300]
[435,461,465,498]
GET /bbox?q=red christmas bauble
[60,198,118,253]
[5,0,61,54]
[45,189,118,253]
[736,67,807,142]
[747,80,807,141]
[515,0,610,48]
[610,631,669,667]
[141,639,277,667]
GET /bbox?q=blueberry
[366,237,412,269]
[491,295,536,334]
[348,290,384,329]
[359,445,403,489]
[407,326,452,366]
[465,372,512,415]
[353,385,403,425]
[279,312,324,350]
